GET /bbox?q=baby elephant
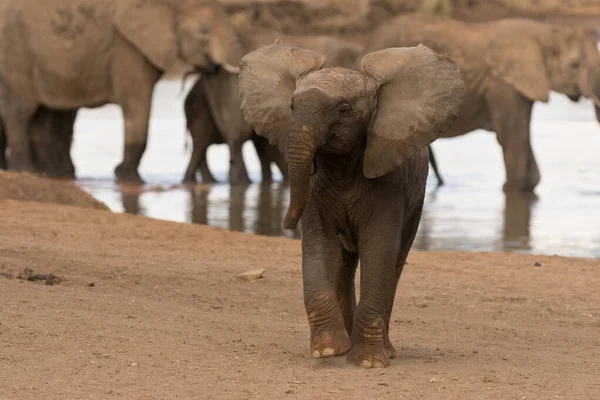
[239,44,464,368]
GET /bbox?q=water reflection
[186,183,302,238]
[73,80,600,258]
[98,182,302,239]
[120,184,145,215]
[502,193,537,253]
[84,180,575,256]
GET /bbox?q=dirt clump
[0,170,108,210]
[1,200,599,398]
[16,267,64,285]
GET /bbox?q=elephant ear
[360,44,465,179]
[239,44,326,156]
[484,36,550,102]
[115,0,178,71]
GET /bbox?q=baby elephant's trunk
[283,123,321,230]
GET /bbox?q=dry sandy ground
[1,180,599,399]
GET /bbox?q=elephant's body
[239,44,465,368]
[365,14,600,192]
[182,28,363,184]
[0,0,242,182]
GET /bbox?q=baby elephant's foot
[384,336,397,359]
[310,327,351,359]
[347,343,391,368]
[306,290,351,358]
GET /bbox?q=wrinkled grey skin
[0,107,77,178]
[0,0,243,183]
[183,28,362,185]
[239,44,465,368]
[365,14,600,192]
[182,79,288,184]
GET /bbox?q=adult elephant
[182,28,363,184]
[0,0,243,183]
[0,107,78,178]
[364,14,600,192]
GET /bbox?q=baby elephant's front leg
[302,230,351,358]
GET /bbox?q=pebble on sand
[237,268,266,281]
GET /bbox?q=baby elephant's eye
[290,102,294,111]
[338,102,351,115]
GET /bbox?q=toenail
[322,348,335,356]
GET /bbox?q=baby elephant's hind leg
[384,200,424,360]
[347,215,404,368]
[336,241,359,336]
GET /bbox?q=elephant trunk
[283,123,322,230]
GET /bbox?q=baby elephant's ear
[239,44,326,156]
[360,44,465,179]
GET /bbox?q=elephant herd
[0,1,598,195]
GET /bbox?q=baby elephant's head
[239,44,465,230]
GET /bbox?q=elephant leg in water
[226,136,251,185]
[488,84,540,192]
[29,107,78,179]
[251,134,289,183]
[183,81,221,184]
[193,131,288,185]
[427,145,444,186]
[0,107,77,177]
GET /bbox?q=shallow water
[73,79,600,258]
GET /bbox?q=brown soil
[0,171,108,210]
[1,199,599,399]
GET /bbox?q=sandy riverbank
[0,173,599,399]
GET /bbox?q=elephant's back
[365,13,490,100]
[365,13,474,66]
